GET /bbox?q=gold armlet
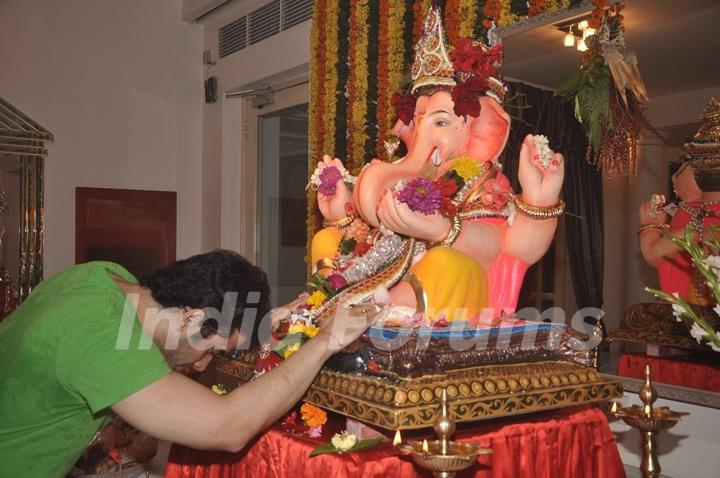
[315,258,336,271]
[636,223,669,235]
[430,215,462,248]
[513,196,565,220]
[322,214,355,229]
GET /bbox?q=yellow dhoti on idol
[410,246,488,322]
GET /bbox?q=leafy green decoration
[339,237,357,256]
[309,438,384,457]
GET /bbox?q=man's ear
[178,308,205,333]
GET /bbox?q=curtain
[501,82,605,318]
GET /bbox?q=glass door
[242,83,309,306]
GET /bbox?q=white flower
[703,255,720,272]
[709,335,720,352]
[670,292,685,322]
[532,135,553,169]
[505,201,517,226]
[689,322,708,343]
[331,431,357,451]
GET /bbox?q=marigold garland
[365,1,380,166]
[386,0,406,139]
[306,0,327,276]
[497,0,520,27]
[322,0,340,156]
[350,0,370,172]
[458,0,479,38]
[444,0,461,46]
[375,0,391,160]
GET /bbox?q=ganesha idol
[305,9,565,330]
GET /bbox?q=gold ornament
[322,214,356,229]
[410,7,457,94]
[513,196,565,220]
[686,97,720,172]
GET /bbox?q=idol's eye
[434,118,450,127]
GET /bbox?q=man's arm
[112,304,384,452]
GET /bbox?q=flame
[610,402,618,414]
[422,439,429,453]
[393,430,402,446]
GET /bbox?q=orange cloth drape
[618,352,720,393]
[164,406,625,478]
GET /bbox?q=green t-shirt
[0,262,171,478]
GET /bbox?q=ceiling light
[583,27,596,39]
[563,30,575,47]
[577,38,588,52]
[578,20,589,30]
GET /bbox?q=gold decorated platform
[608,302,716,351]
[215,354,622,430]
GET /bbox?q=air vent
[249,0,281,45]
[282,0,313,30]
[219,15,247,58]
[218,0,313,59]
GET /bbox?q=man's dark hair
[139,250,271,349]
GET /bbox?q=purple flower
[319,166,342,196]
[306,426,323,438]
[397,178,441,215]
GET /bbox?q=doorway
[242,82,309,306]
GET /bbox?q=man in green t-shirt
[0,250,383,477]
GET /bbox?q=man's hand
[316,303,389,352]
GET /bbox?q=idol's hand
[316,155,353,221]
[517,134,565,206]
[376,189,451,242]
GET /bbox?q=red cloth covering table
[165,406,625,478]
[618,352,720,393]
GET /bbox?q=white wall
[197,0,311,251]
[611,391,720,478]
[0,0,204,276]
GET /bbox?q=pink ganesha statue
[303,8,566,327]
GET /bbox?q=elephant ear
[391,119,416,153]
[466,96,511,165]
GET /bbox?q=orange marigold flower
[300,403,328,427]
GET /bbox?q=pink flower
[327,274,348,291]
[482,172,512,208]
[306,426,323,438]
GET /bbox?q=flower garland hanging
[556,1,654,176]
[458,0,479,38]
[375,0,391,160]
[350,0,370,172]
[444,0,462,46]
[322,0,340,156]
[306,0,328,276]
[385,0,406,145]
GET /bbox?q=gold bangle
[315,258,336,271]
[513,195,565,220]
[430,215,462,248]
[322,214,355,229]
[637,223,669,235]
